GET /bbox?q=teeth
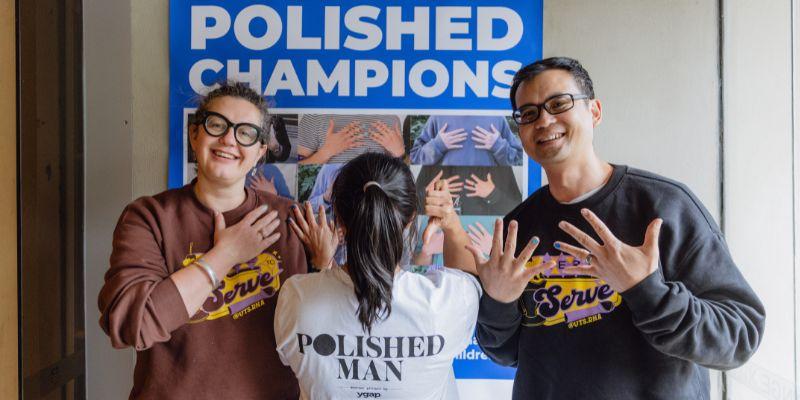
[539,132,565,143]
[213,150,237,160]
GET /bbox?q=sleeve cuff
[150,278,191,334]
[432,135,448,154]
[478,292,520,324]
[484,188,501,204]
[490,137,507,154]
[621,270,671,317]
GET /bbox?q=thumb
[327,119,335,134]
[524,260,555,280]
[214,211,226,232]
[465,244,486,270]
[486,172,493,183]
[643,218,663,252]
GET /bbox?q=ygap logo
[296,333,445,382]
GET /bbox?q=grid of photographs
[185,112,528,268]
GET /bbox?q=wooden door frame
[0,0,19,397]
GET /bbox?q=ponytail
[331,153,417,333]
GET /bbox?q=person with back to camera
[98,81,307,399]
[277,152,525,399]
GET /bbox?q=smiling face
[189,96,267,188]
[514,69,602,167]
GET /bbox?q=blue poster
[169,0,542,394]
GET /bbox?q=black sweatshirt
[477,164,765,400]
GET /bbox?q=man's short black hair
[510,57,595,110]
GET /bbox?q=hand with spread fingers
[370,120,405,158]
[251,172,277,195]
[466,219,556,303]
[437,123,468,150]
[318,120,364,160]
[465,173,495,198]
[288,202,339,271]
[466,222,493,261]
[554,208,663,293]
[471,124,501,150]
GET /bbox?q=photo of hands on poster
[408,115,523,166]
[415,165,524,216]
[297,114,408,164]
[414,215,499,267]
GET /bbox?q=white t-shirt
[275,265,481,400]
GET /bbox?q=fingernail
[558,221,566,228]
[554,242,561,249]
[581,208,589,216]
[261,205,269,211]
[531,237,539,245]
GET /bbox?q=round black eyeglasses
[198,111,265,147]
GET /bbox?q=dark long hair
[331,153,418,333]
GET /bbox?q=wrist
[317,147,334,163]
[202,247,236,277]
[484,287,517,304]
[440,215,463,232]
[311,255,334,270]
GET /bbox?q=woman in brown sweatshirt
[98,81,306,399]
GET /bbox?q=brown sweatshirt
[98,183,306,400]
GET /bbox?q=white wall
[723,1,797,399]
[545,0,721,222]
[84,1,135,399]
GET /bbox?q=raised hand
[250,172,277,195]
[555,208,663,292]
[318,119,364,160]
[466,219,555,303]
[423,171,463,242]
[465,173,495,198]
[370,120,405,157]
[437,123,467,150]
[288,202,339,270]
[213,205,281,266]
[472,124,501,150]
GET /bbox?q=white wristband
[194,258,219,288]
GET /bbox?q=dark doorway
[17,0,85,399]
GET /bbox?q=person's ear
[590,99,603,127]
[257,142,268,161]
[188,124,199,152]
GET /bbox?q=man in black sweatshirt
[444,57,765,399]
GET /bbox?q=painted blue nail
[531,237,539,245]
[554,242,561,249]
